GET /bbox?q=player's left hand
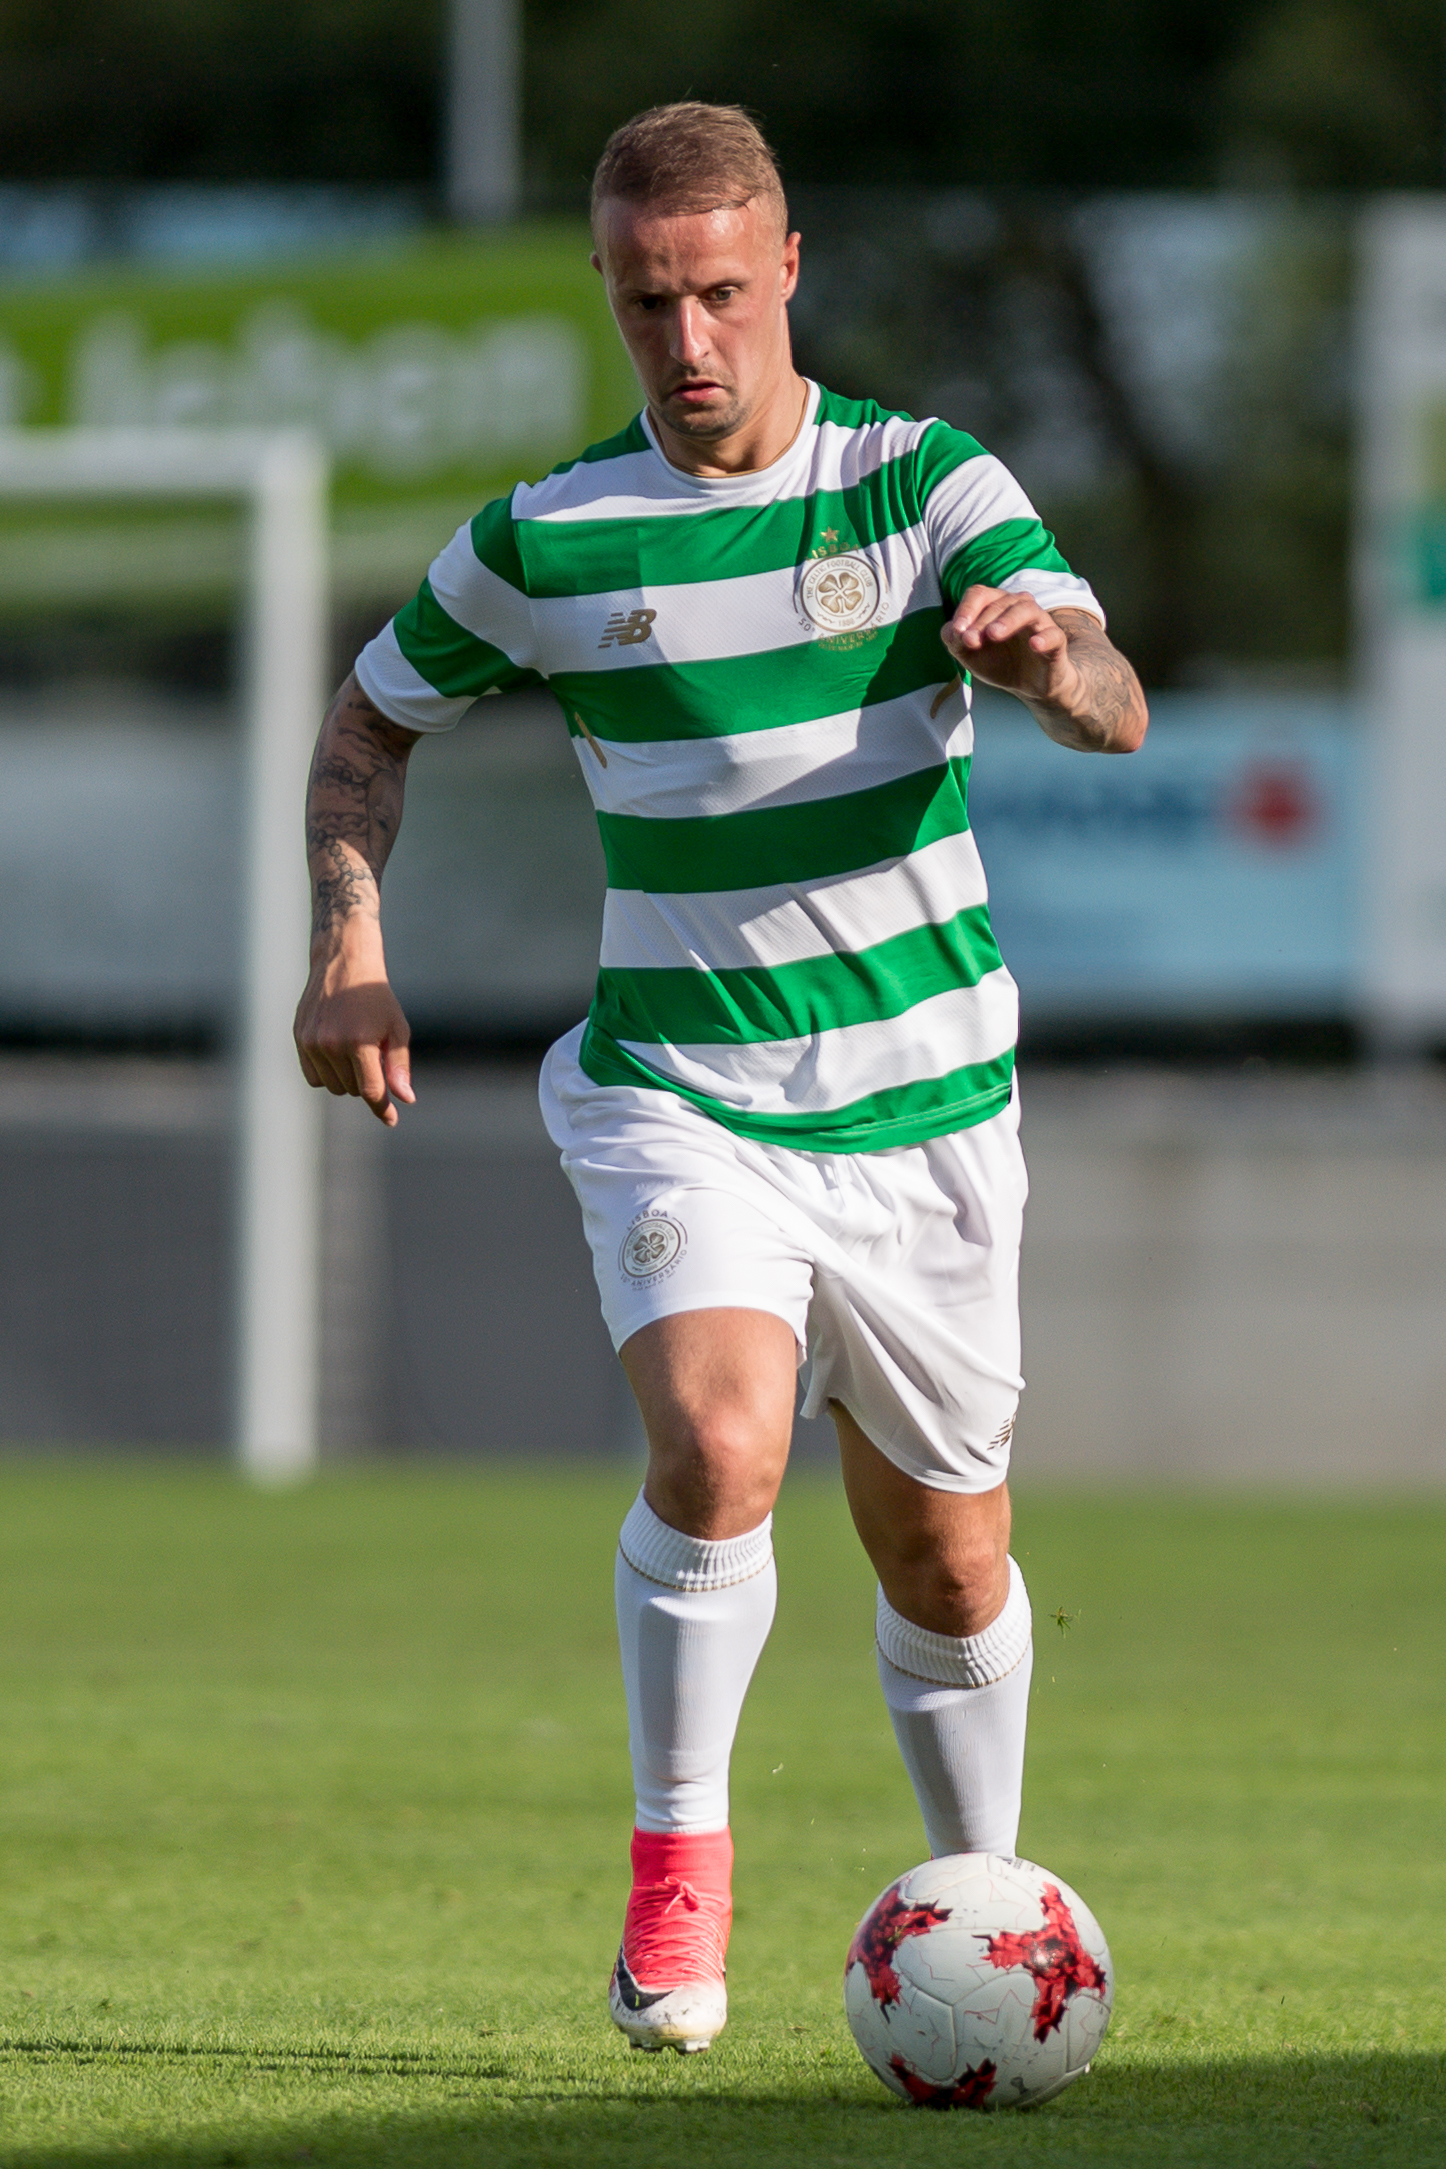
[941,585,1089,711]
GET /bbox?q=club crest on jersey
[797,550,883,637]
[619,1212,686,1281]
[599,607,657,649]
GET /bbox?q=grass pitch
[0,1464,1441,2168]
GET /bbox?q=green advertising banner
[0,225,638,610]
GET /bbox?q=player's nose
[670,297,710,362]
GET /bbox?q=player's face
[592,198,801,447]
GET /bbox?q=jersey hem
[576,1024,1015,1153]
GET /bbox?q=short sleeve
[915,422,1105,626]
[355,494,545,732]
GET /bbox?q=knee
[882,1532,1010,1640]
[645,1404,788,1538]
[662,1402,774,1483]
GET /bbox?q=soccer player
[294,104,1147,2056]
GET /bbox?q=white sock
[875,1557,1033,1859]
[615,1491,777,1835]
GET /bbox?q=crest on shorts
[620,1213,686,1280]
[797,549,883,636]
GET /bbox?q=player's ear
[781,231,801,304]
[590,251,604,277]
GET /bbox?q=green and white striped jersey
[357,381,1102,1153]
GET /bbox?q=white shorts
[539,1026,1028,1494]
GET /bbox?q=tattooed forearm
[311,836,380,930]
[1027,610,1147,753]
[306,674,422,939]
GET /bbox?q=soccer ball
[843,1853,1113,2111]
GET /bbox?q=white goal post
[0,427,329,1481]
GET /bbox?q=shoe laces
[623,1871,730,1987]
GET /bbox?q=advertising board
[970,691,1356,1023]
[0,226,637,608]
[1357,199,1446,1044]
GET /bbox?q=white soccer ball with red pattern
[843,1853,1113,2111]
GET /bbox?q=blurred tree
[0,0,1438,192]
[1218,0,1441,184]
[0,0,1383,685]
[525,0,1260,198]
[0,0,443,182]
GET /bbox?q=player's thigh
[553,1102,813,1355]
[833,1400,1011,1636]
[622,1306,801,1538]
[800,1108,1027,1497]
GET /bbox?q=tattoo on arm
[1040,609,1145,751]
[305,676,422,937]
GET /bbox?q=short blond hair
[590,102,787,237]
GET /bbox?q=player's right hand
[293,967,415,1127]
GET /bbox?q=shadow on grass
[0,2037,489,2081]
[0,2040,1441,2168]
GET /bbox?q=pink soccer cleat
[608,1827,732,2052]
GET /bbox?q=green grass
[0,1464,1441,2167]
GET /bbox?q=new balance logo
[598,607,657,649]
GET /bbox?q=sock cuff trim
[618,1491,773,1591]
[875,1556,1032,1687]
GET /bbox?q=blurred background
[0,0,1444,1477]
